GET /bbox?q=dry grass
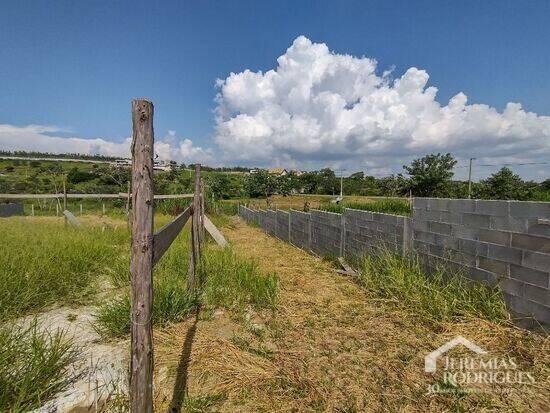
[153,217,549,412]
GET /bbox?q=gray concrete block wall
[344,208,409,258]
[309,210,342,256]
[413,198,550,327]
[275,210,290,241]
[0,202,24,217]
[240,200,550,328]
[289,210,310,250]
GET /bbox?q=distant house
[111,159,132,168]
[267,167,288,176]
[153,160,172,172]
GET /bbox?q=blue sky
[1,0,549,179]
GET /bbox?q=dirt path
[154,217,548,413]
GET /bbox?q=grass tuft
[0,321,79,412]
[355,250,508,323]
[200,246,278,312]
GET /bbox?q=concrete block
[458,238,489,256]
[505,294,550,325]
[499,278,525,297]
[475,200,510,216]
[527,220,550,238]
[428,221,452,235]
[427,198,450,211]
[448,199,476,213]
[463,213,490,229]
[487,244,523,265]
[452,225,478,240]
[438,211,463,224]
[510,202,550,219]
[510,264,549,288]
[490,216,527,233]
[524,284,550,306]
[511,233,550,254]
[467,267,499,286]
[477,256,509,276]
[438,233,459,249]
[522,251,550,273]
[413,198,429,210]
[413,230,437,245]
[477,229,511,246]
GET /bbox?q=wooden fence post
[188,164,201,293]
[200,178,205,241]
[102,202,106,215]
[129,99,155,413]
[63,177,68,225]
[80,203,83,215]
[31,204,34,216]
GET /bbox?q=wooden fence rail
[0,193,193,199]
[152,205,193,265]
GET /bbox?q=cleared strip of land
[154,216,549,412]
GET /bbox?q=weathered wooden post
[188,164,201,292]
[200,178,205,242]
[31,204,34,216]
[80,203,83,215]
[102,202,106,215]
[129,99,155,413]
[63,177,68,225]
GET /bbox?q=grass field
[2,210,548,412]
[228,194,409,213]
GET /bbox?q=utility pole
[468,158,476,199]
[335,169,346,200]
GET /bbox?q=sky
[1,0,549,181]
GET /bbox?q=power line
[455,161,549,168]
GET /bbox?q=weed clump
[355,250,508,323]
[0,321,79,412]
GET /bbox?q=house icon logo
[424,336,487,373]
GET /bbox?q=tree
[479,167,529,200]
[403,153,457,197]
[206,174,231,200]
[67,167,95,184]
[244,170,278,198]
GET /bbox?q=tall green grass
[95,237,278,339]
[0,321,79,412]
[0,217,129,320]
[319,198,411,216]
[355,250,507,323]
[200,246,278,312]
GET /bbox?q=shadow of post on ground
[168,310,199,413]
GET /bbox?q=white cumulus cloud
[0,124,211,165]
[214,36,550,178]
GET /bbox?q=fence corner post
[129,98,154,413]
